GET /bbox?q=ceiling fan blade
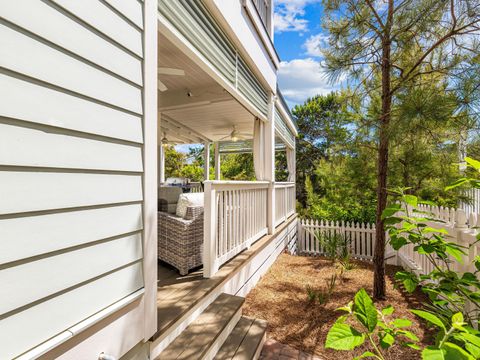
[158,67,185,76]
[218,135,230,141]
[158,79,168,92]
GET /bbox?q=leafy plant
[313,230,351,262]
[306,285,317,302]
[411,310,480,359]
[339,254,356,272]
[325,288,419,359]
[305,273,338,306]
[445,157,480,191]
[383,190,480,326]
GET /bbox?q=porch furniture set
[157,186,205,275]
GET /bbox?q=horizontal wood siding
[0,73,143,143]
[0,2,146,358]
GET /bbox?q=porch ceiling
[158,31,255,144]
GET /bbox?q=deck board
[154,215,298,340]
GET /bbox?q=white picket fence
[298,219,378,260]
[297,204,467,265]
[397,204,480,276]
[460,188,480,220]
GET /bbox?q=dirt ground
[243,253,433,360]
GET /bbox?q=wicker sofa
[157,187,204,275]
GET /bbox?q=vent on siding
[158,0,269,116]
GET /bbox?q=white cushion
[176,192,204,218]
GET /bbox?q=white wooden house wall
[0,1,157,358]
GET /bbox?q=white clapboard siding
[0,121,143,171]
[1,0,143,85]
[104,0,144,29]
[0,73,143,143]
[0,2,148,358]
[52,0,143,56]
[0,262,144,360]
[0,24,142,114]
[0,204,143,265]
[0,234,142,316]
[0,172,142,215]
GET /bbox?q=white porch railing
[274,182,295,226]
[203,181,269,277]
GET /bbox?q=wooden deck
[153,214,298,341]
[156,263,213,337]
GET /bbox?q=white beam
[214,142,221,180]
[204,142,210,181]
[161,114,211,143]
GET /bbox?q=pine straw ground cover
[243,253,433,360]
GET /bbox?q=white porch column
[265,94,276,234]
[204,142,210,180]
[159,143,165,185]
[214,142,221,180]
[203,181,217,278]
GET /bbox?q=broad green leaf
[382,305,394,315]
[422,347,445,360]
[466,157,480,170]
[474,256,480,271]
[461,333,480,348]
[325,323,365,350]
[403,278,418,293]
[393,318,412,328]
[383,216,403,225]
[395,271,418,293]
[353,351,377,359]
[380,332,394,348]
[465,343,480,358]
[423,227,449,235]
[411,310,446,332]
[452,312,464,326]
[403,194,418,207]
[390,237,408,250]
[354,289,378,332]
[445,244,465,263]
[399,330,419,341]
[443,342,474,360]
[336,301,353,313]
[445,178,468,191]
[382,205,401,219]
[406,342,421,350]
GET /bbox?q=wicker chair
[157,206,204,275]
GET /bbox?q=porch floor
[156,262,211,337]
[153,214,298,341]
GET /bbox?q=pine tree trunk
[373,7,393,300]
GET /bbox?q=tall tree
[293,93,351,205]
[322,0,480,299]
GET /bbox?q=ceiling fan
[158,67,185,92]
[160,132,177,147]
[215,126,251,142]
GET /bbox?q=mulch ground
[243,253,433,360]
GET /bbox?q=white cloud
[274,0,320,33]
[277,58,340,106]
[303,33,329,57]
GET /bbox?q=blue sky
[273,0,339,108]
